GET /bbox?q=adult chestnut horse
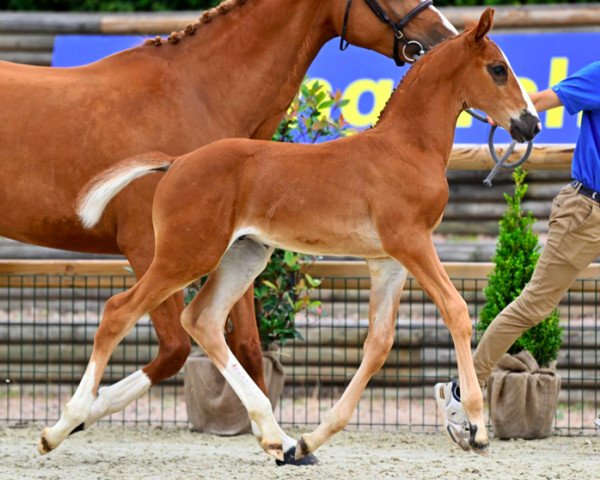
[1,0,456,441]
[75,8,539,461]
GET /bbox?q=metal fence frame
[1,261,599,435]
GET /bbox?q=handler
[436,61,600,447]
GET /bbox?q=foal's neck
[163,0,337,139]
[375,43,464,167]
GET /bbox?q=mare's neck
[375,45,464,166]
[166,0,337,139]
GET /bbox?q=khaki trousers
[473,184,600,387]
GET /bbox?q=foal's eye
[491,65,507,77]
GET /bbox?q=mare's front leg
[297,258,407,458]
[389,233,489,454]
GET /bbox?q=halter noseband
[340,0,434,67]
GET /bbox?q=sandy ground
[1,426,599,480]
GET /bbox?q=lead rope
[466,109,534,187]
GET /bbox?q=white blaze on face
[429,5,458,36]
[500,48,539,119]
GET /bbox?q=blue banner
[53,32,600,144]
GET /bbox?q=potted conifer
[478,168,563,440]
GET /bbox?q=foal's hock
[73,8,539,462]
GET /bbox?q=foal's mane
[144,0,248,47]
[375,28,474,126]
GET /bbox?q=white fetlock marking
[45,363,97,446]
[218,350,284,452]
[219,352,273,422]
[84,370,152,428]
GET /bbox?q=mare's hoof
[275,447,319,466]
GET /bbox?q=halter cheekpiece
[340,0,434,66]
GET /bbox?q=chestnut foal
[75,8,538,461]
[13,0,455,455]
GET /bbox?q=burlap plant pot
[184,350,285,435]
[487,350,560,440]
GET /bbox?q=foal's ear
[473,8,494,42]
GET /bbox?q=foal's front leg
[296,258,407,459]
[391,235,489,454]
[180,238,316,465]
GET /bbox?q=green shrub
[478,168,562,367]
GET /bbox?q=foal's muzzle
[509,111,541,143]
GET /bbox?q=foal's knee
[443,297,472,338]
[364,326,395,370]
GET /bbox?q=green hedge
[0,0,596,12]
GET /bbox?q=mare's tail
[77,152,174,229]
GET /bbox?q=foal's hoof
[37,429,55,455]
[294,436,312,460]
[275,447,319,466]
[263,442,284,461]
[470,441,490,456]
[468,424,490,456]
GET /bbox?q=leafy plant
[273,79,352,144]
[254,250,321,349]
[478,168,562,367]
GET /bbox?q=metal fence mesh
[1,273,598,434]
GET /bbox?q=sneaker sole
[434,383,471,452]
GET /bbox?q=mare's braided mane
[145,0,248,47]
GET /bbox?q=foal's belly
[233,222,387,259]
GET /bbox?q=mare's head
[455,8,540,142]
[331,0,458,65]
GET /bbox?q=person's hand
[486,116,496,126]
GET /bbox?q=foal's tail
[77,152,174,229]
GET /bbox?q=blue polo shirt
[552,62,600,192]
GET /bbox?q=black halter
[340,0,434,67]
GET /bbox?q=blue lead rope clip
[466,109,534,187]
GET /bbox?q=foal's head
[331,0,458,64]
[456,8,540,142]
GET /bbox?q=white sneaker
[434,380,471,451]
[595,415,600,428]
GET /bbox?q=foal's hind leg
[181,237,310,463]
[38,261,200,454]
[80,250,190,431]
[390,235,489,454]
[297,258,407,458]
